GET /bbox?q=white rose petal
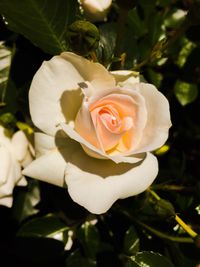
[26,52,171,214]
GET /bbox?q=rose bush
[0,126,34,207]
[79,0,112,22]
[23,52,171,214]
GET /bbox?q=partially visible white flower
[0,126,34,207]
[79,0,112,22]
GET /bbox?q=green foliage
[17,213,69,238]
[123,226,140,256]
[174,80,198,106]
[0,0,76,54]
[127,251,175,267]
[77,221,101,260]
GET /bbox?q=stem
[148,188,160,201]
[175,215,198,239]
[152,184,193,192]
[118,209,193,243]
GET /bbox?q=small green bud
[151,198,176,219]
[67,20,100,56]
[0,112,16,128]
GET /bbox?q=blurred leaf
[0,0,76,55]
[164,9,187,29]
[17,213,69,239]
[66,250,96,267]
[174,80,198,106]
[128,9,147,38]
[77,221,100,260]
[0,42,12,105]
[127,251,175,267]
[12,180,40,223]
[123,226,140,256]
[155,144,170,156]
[97,23,116,66]
[176,38,196,67]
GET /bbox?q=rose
[79,0,112,22]
[0,126,34,207]
[23,52,171,214]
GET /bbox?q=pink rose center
[89,93,137,152]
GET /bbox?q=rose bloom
[0,126,34,207]
[23,52,171,214]
[79,0,112,22]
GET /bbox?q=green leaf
[97,23,116,66]
[164,9,187,29]
[0,0,76,55]
[17,213,69,239]
[128,9,147,38]
[123,226,140,256]
[174,80,198,106]
[77,221,100,260]
[128,251,175,267]
[0,42,12,106]
[12,180,40,223]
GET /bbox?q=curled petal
[60,122,143,164]
[133,83,172,153]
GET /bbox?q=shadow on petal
[60,89,83,123]
[55,130,146,179]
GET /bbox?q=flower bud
[79,0,112,22]
[151,198,175,219]
[67,20,100,56]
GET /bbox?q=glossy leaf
[17,213,69,239]
[128,251,175,267]
[12,180,40,223]
[124,226,140,256]
[77,221,100,259]
[0,0,76,55]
